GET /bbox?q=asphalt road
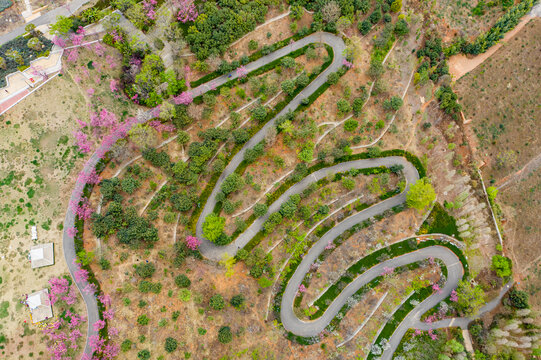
[195,32,347,259]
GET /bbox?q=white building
[26,289,53,323]
[30,243,54,269]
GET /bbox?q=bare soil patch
[455,18,541,183]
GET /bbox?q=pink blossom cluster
[79,168,101,185]
[143,0,157,20]
[381,266,395,276]
[87,87,95,97]
[174,91,193,105]
[70,33,84,46]
[185,235,201,250]
[67,49,79,63]
[428,329,438,340]
[76,26,86,35]
[432,284,441,293]
[73,131,94,154]
[109,79,119,92]
[176,0,198,23]
[93,42,105,57]
[67,226,78,237]
[52,36,67,48]
[450,289,458,302]
[90,108,118,129]
[298,284,306,293]
[70,197,94,220]
[149,120,175,133]
[110,29,123,43]
[236,65,248,79]
[342,59,354,69]
[48,277,69,305]
[106,55,117,69]
[324,240,335,250]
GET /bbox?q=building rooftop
[26,289,53,323]
[30,243,54,268]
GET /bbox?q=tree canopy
[406,178,436,212]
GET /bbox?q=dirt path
[497,152,541,190]
[449,16,534,79]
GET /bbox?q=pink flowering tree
[143,0,157,20]
[236,65,248,79]
[450,289,458,302]
[174,91,193,105]
[381,266,394,276]
[175,0,198,22]
[185,235,201,250]
[342,59,354,69]
[298,284,306,293]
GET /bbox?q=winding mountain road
[60,30,509,360]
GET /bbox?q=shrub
[202,213,225,243]
[137,314,150,325]
[137,349,151,360]
[252,105,267,122]
[209,294,225,310]
[342,177,355,190]
[358,20,372,35]
[326,72,340,85]
[121,176,140,194]
[175,274,191,288]
[344,119,359,132]
[383,96,403,111]
[230,294,245,309]
[120,339,132,352]
[337,99,351,113]
[164,337,178,353]
[99,257,111,270]
[281,56,296,68]
[507,288,529,309]
[218,326,233,344]
[248,39,258,51]
[491,255,512,278]
[27,37,42,51]
[135,262,156,278]
[281,79,296,95]
[253,203,268,217]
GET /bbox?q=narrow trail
[496,152,541,190]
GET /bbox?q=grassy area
[418,202,461,240]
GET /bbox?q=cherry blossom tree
[185,235,200,250]
[174,91,193,105]
[236,65,248,79]
[175,0,198,23]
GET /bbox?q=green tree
[137,349,151,360]
[135,262,155,278]
[358,20,372,35]
[164,337,178,353]
[121,176,140,194]
[137,314,150,325]
[487,186,498,203]
[253,203,268,217]
[5,49,23,65]
[394,18,409,36]
[218,326,233,344]
[295,72,310,88]
[326,72,340,85]
[344,119,359,132]
[220,173,244,195]
[406,178,436,212]
[390,0,402,12]
[456,280,485,316]
[175,274,191,288]
[230,294,245,309]
[491,255,512,278]
[281,79,296,95]
[281,56,296,69]
[209,294,225,310]
[252,106,267,122]
[50,15,73,35]
[120,339,132,352]
[337,99,351,113]
[0,57,6,70]
[202,213,225,243]
[383,96,403,111]
[507,288,529,309]
[27,37,42,51]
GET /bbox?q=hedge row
[275,237,467,345]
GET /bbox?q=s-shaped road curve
[61,32,346,358]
